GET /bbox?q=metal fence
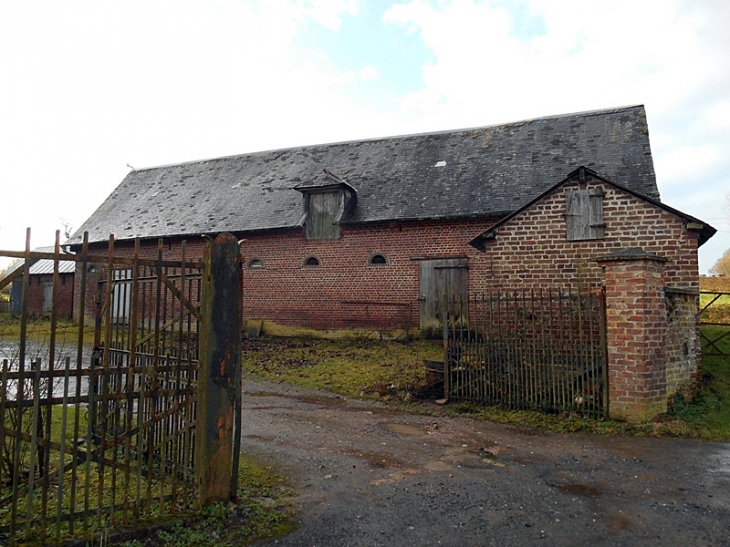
[444,288,607,417]
[699,291,730,357]
[0,230,241,546]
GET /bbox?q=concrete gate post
[597,248,668,422]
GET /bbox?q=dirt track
[242,376,730,547]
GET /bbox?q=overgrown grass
[113,453,293,547]
[0,312,96,346]
[242,336,442,399]
[668,325,730,440]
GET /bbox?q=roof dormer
[294,170,357,240]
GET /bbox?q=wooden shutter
[305,191,341,240]
[566,189,604,241]
[587,190,605,239]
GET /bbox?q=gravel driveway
[241,376,730,547]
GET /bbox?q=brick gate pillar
[597,248,668,422]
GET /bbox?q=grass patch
[0,312,96,347]
[243,332,730,441]
[242,336,442,400]
[668,325,730,440]
[112,453,293,547]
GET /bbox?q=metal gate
[0,230,242,545]
[699,291,730,356]
[444,288,607,417]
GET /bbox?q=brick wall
[598,252,668,421]
[476,177,699,292]
[18,273,74,319]
[240,219,493,330]
[664,288,700,399]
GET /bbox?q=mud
[242,377,730,546]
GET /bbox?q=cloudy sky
[1,0,728,272]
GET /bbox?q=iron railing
[443,288,607,417]
[0,229,240,545]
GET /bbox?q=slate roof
[68,105,659,245]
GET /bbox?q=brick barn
[67,105,715,420]
[3,247,76,319]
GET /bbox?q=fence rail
[699,291,730,357]
[444,288,607,417]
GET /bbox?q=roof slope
[69,105,658,245]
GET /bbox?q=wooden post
[196,233,242,506]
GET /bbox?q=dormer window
[294,170,357,241]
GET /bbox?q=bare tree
[710,247,730,277]
[59,218,74,240]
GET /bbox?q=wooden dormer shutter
[305,191,341,240]
[296,170,357,241]
[566,189,605,241]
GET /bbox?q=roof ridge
[129,105,646,173]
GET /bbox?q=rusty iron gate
[699,291,730,357]
[0,230,242,546]
[443,288,607,417]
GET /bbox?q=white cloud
[0,0,384,263]
[358,66,380,82]
[382,0,730,272]
[0,0,728,274]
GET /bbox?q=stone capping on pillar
[595,247,668,264]
[664,286,699,296]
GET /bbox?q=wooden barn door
[419,259,468,337]
[42,281,53,312]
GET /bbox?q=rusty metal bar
[55,357,71,543]
[0,248,203,270]
[0,233,210,542]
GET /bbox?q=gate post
[196,233,242,506]
[597,248,668,422]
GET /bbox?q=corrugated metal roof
[2,247,76,277]
[68,105,659,245]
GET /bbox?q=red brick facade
[16,273,75,319]
[474,178,699,291]
[239,219,495,330]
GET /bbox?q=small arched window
[248,259,264,269]
[305,257,320,267]
[370,254,387,265]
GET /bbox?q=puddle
[381,423,424,436]
[341,447,403,469]
[606,512,633,532]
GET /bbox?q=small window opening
[305,257,320,267]
[370,254,386,265]
[248,259,264,269]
